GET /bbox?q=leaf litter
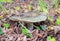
[0,0,60,41]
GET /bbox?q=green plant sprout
[0,3,5,12]
[28,5,32,11]
[55,17,60,25]
[47,36,56,41]
[15,6,21,11]
[0,27,3,31]
[0,27,4,35]
[56,9,60,14]
[52,0,58,8]
[20,22,32,38]
[38,0,48,14]
[33,25,40,30]
[0,0,13,3]
[0,31,4,35]
[48,16,53,21]
[6,0,13,3]
[50,37,56,41]
[0,0,13,12]
[22,26,32,38]
[47,36,51,40]
[0,0,6,3]
[35,26,40,30]
[40,25,46,30]
[3,23,10,29]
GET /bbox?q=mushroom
[8,11,47,30]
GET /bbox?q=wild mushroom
[8,11,47,30]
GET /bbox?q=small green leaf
[6,0,13,3]
[55,17,60,25]
[3,23,10,29]
[0,27,3,31]
[26,33,32,38]
[35,26,40,30]
[0,0,13,3]
[40,25,46,30]
[15,6,20,11]
[40,1,46,7]
[47,36,52,40]
[0,27,4,35]
[47,36,56,41]
[38,6,43,11]
[22,27,28,35]
[43,8,48,14]
[38,0,46,7]
[0,3,5,12]
[22,26,32,38]
[56,9,60,14]
[50,37,56,41]
[48,16,53,21]
[28,5,32,11]
[1,0,6,3]
[0,31,4,35]
[52,0,58,8]
[38,0,48,14]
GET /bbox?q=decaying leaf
[53,26,60,34]
[56,8,60,14]
[0,15,3,19]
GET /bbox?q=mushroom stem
[27,22,34,31]
[18,21,34,31]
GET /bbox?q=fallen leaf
[56,9,60,14]
[53,26,60,34]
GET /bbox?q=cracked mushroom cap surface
[9,11,47,22]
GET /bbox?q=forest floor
[0,0,60,41]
